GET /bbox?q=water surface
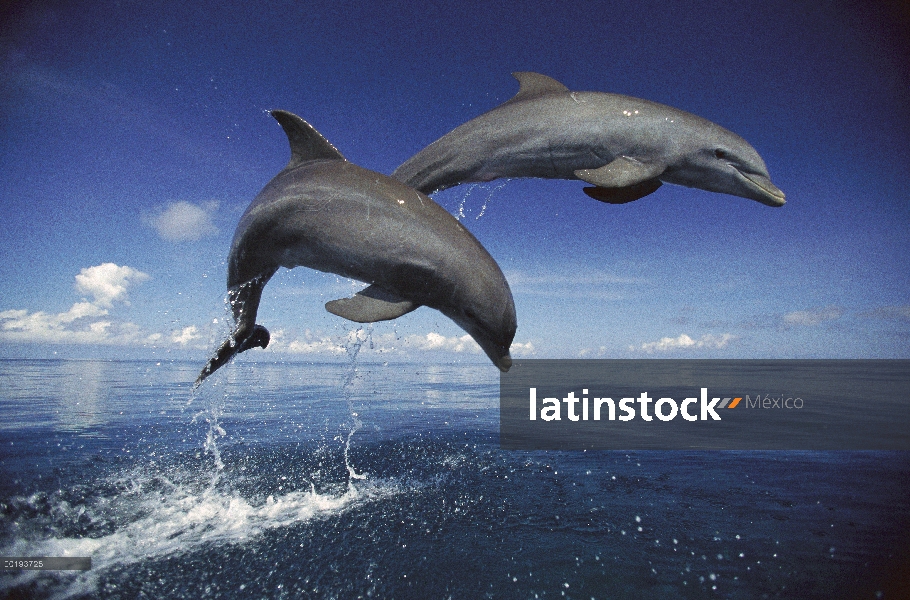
[1,359,907,599]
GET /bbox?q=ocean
[1,358,907,599]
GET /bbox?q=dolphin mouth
[736,169,786,207]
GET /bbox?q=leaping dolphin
[196,110,517,385]
[392,72,785,207]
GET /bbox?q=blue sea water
[0,358,908,599]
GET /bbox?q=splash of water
[194,400,226,473]
[340,325,373,484]
[1,467,402,599]
[188,277,267,470]
[452,181,510,221]
[475,180,509,219]
[188,373,228,475]
[455,184,478,221]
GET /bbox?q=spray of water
[340,324,373,484]
[455,184,478,221]
[453,180,510,221]
[476,180,509,219]
[1,467,402,599]
[193,399,226,474]
[186,278,265,473]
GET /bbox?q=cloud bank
[1,264,153,346]
[267,329,535,358]
[1,265,535,362]
[782,306,843,326]
[632,333,737,353]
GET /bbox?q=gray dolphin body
[392,72,785,207]
[196,111,516,385]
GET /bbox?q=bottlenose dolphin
[392,72,785,207]
[196,110,516,385]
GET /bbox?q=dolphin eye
[714,149,729,160]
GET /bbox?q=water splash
[188,276,269,467]
[196,402,226,473]
[1,466,402,599]
[188,374,229,474]
[340,325,372,484]
[455,184,479,221]
[476,180,509,219]
[453,181,510,221]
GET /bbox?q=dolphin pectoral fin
[583,179,663,204]
[575,157,666,189]
[326,285,419,323]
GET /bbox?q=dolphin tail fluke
[194,324,271,387]
[196,273,274,388]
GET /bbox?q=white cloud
[503,269,646,301]
[89,321,112,335]
[147,201,218,242]
[75,263,150,307]
[509,341,535,356]
[286,339,345,354]
[633,333,737,353]
[286,338,347,354]
[504,269,646,287]
[403,332,481,353]
[61,301,110,322]
[265,329,348,355]
[171,326,202,345]
[577,346,609,358]
[700,333,736,349]
[862,305,910,321]
[782,306,843,326]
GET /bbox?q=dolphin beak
[738,170,786,207]
[497,354,513,372]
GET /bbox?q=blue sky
[1,0,908,364]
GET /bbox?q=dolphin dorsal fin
[270,110,346,168]
[506,72,570,104]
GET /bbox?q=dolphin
[392,72,785,207]
[196,110,516,385]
